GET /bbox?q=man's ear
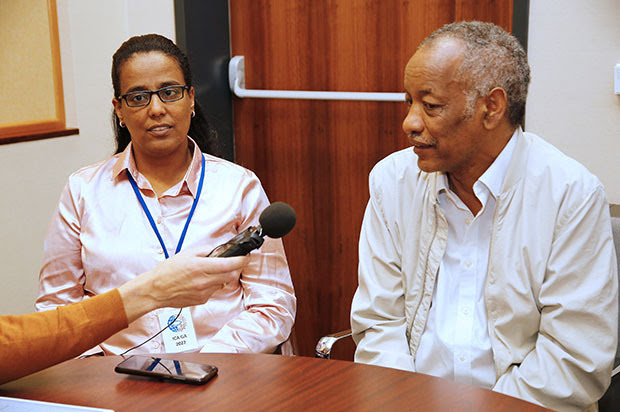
[481,87,508,130]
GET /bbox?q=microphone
[208,202,296,257]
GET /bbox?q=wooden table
[0,353,550,411]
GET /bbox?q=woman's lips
[148,125,173,136]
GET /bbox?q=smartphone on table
[115,355,218,385]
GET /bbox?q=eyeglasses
[118,85,189,107]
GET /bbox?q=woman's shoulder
[66,154,122,188]
[202,153,259,181]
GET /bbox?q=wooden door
[229,0,513,358]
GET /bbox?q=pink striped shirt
[36,138,296,355]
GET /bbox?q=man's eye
[423,102,440,110]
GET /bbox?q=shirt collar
[477,128,517,199]
[112,136,204,197]
[435,129,518,200]
[436,171,449,196]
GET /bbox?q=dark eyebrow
[124,81,185,94]
[159,81,185,88]
[419,88,433,97]
[124,86,149,94]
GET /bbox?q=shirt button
[465,218,471,225]
[459,355,466,362]
[153,342,160,349]
[465,261,472,268]
[156,216,162,224]
[463,308,470,315]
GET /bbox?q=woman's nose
[147,94,167,116]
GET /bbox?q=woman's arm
[198,175,296,354]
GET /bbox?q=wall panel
[230,0,513,358]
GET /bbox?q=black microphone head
[259,202,296,238]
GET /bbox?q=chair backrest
[613,217,620,280]
[611,216,620,368]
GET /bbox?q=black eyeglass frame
[118,85,190,107]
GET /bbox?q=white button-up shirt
[352,128,618,411]
[415,135,516,388]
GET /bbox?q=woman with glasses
[35,34,296,357]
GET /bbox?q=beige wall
[526,0,620,205]
[0,0,618,315]
[0,0,175,315]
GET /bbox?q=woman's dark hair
[111,34,219,155]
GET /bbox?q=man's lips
[409,136,436,149]
[412,141,434,149]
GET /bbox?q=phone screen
[115,355,218,384]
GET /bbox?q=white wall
[0,0,175,315]
[526,0,620,204]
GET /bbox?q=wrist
[118,273,158,322]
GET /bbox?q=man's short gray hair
[419,21,530,127]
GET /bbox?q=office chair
[315,329,352,359]
[275,327,298,355]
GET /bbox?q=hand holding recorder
[208,202,297,257]
[119,201,295,323]
[118,250,249,323]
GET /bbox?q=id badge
[157,307,199,353]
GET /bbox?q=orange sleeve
[0,290,128,384]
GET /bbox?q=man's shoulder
[521,131,602,190]
[367,148,433,208]
[370,147,420,181]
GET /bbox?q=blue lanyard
[126,154,205,259]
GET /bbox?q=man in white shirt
[350,21,618,412]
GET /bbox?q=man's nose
[402,104,424,135]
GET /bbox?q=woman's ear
[481,87,508,130]
[189,86,195,112]
[112,98,123,124]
